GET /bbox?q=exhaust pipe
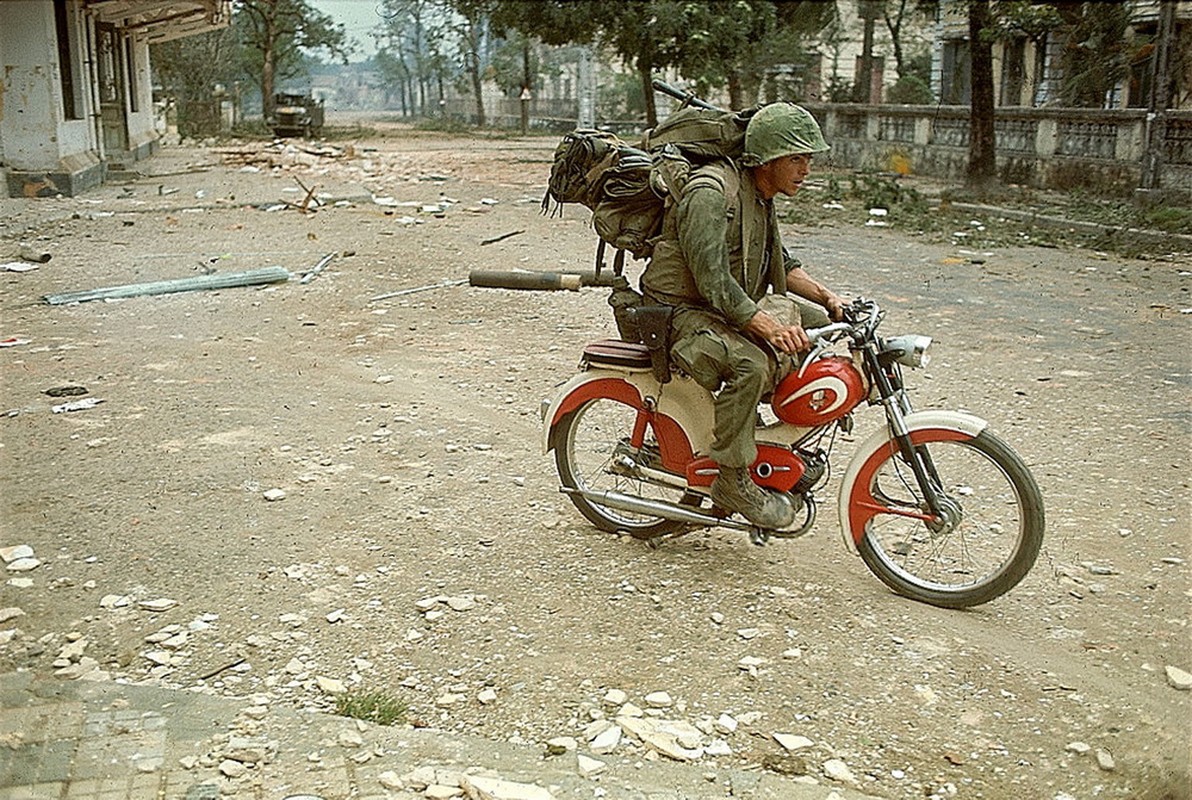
[562,487,755,532]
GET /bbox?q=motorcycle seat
[583,339,652,370]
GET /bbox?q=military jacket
[641,160,790,328]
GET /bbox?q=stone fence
[445,96,1192,195]
[801,103,1192,195]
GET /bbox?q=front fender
[837,410,988,554]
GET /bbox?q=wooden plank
[44,266,292,305]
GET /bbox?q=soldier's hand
[745,311,809,354]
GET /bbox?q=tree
[967,0,997,190]
[152,27,241,137]
[447,0,493,125]
[236,0,350,119]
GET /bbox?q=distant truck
[268,93,325,138]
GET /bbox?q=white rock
[546,736,577,755]
[0,545,34,563]
[316,676,347,694]
[378,770,404,790]
[781,648,803,660]
[589,724,622,754]
[7,578,33,589]
[263,488,287,502]
[326,608,345,623]
[710,612,725,625]
[618,716,705,761]
[218,759,247,778]
[1066,741,1091,755]
[644,691,673,708]
[705,739,732,756]
[823,758,858,784]
[338,730,364,748]
[1095,749,1116,772]
[460,774,556,800]
[445,596,476,611]
[577,753,606,777]
[736,628,760,640]
[773,733,814,751]
[714,713,738,734]
[143,650,173,666]
[478,687,498,705]
[5,558,41,572]
[603,688,628,706]
[139,598,177,612]
[618,702,643,718]
[1165,665,1192,690]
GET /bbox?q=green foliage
[1053,2,1134,108]
[849,172,923,211]
[333,689,407,726]
[987,1,1063,43]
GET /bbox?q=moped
[542,298,1044,608]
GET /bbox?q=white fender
[837,410,989,554]
[541,366,716,455]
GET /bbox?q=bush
[333,689,407,726]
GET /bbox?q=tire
[552,398,689,538]
[851,429,1044,608]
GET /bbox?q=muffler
[561,487,754,532]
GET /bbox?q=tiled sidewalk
[0,672,883,800]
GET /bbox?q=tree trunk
[966,0,997,191]
[639,60,656,128]
[260,4,277,120]
[728,71,744,109]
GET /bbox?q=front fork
[868,350,950,522]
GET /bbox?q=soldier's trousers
[668,300,831,469]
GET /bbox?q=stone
[263,488,286,501]
[5,558,41,572]
[316,676,347,694]
[773,733,814,751]
[218,759,247,778]
[460,774,557,800]
[1165,665,1192,690]
[618,716,704,761]
[1066,741,1091,755]
[1095,749,1116,772]
[0,545,34,563]
[139,598,177,612]
[446,596,476,611]
[224,737,275,764]
[603,688,628,706]
[589,724,621,754]
[823,758,858,784]
[426,785,464,799]
[714,713,737,734]
[736,628,760,640]
[478,687,498,705]
[644,691,673,708]
[378,770,404,790]
[546,736,577,755]
[577,753,606,777]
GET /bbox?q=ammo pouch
[628,305,674,384]
[607,276,644,342]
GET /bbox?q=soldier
[641,102,845,529]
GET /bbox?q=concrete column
[1034,117,1057,158]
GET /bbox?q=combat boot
[710,466,796,529]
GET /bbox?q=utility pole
[577,46,595,129]
[1139,0,1175,196]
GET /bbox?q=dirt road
[1,129,1189,800]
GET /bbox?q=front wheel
[849,429,1044,608]
[552,398,689,539]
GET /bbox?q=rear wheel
[850,429,1044,608]
[552,398,690,538]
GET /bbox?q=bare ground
[1,126,1189,800]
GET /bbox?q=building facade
[0,0,230,197]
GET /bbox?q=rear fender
[542,369,704,471]
[837,410,988,554]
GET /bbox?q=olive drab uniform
[641,160,830,469]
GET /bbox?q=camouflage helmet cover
[741,102,829,167]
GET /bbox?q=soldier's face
[756,154,812,199]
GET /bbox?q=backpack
[542,104,762,263]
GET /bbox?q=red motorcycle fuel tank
[771,356,866,427]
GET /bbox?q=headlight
[883,334,932,368]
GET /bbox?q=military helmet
[741,102,829,167]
